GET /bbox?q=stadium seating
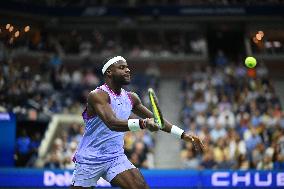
[180,62,284,170]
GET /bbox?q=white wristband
[128,119,142,132]
[171,125,184,139]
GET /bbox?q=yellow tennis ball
[245,57,257,68]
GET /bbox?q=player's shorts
[71,155,136,187]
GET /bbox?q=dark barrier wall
[1,2,284,17]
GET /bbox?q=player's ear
[105,69,112,77]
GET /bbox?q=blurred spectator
[193,91,208,113]
[210,124,226,142]
[244,127,262,153]
[124,132,136,158]
[257,154,273,170]
[181,143,200,169]
[49,53,62,69]
[217,109,235,128]
[15,130,32,167]
[213,138,230,165]
[236,154,250,170]
[44,138,64,168]
[274,145,284,170]
[129,141,150,168]
[26,132,42,167]
[199,149,216,169]
[63,141,77,169]
[145,63,160,89]
[215,50,228,67]
[252,143,265,168]
[83,70,100,88]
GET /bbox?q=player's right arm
[87,90,159,132]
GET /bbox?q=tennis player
[71,56,205,189]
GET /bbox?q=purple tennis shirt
[74,84,133,164]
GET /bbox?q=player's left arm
[128,92,205,152]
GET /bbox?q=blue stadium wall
[0,169,283,188]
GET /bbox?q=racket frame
[148,88,165,129]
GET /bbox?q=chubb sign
[212,171,284,187]
[43,171,111,187]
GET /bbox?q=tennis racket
[148,88,164,129]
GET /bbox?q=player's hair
[102,57,112,65]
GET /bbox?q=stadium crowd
[1,29,205,57]
[0,58,100,121]
[180,59,284,170]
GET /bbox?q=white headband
[102,56,126,74]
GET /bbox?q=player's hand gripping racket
[148,88,205,152]
[148,88,165,129]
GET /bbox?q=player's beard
[113,74,130,85]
